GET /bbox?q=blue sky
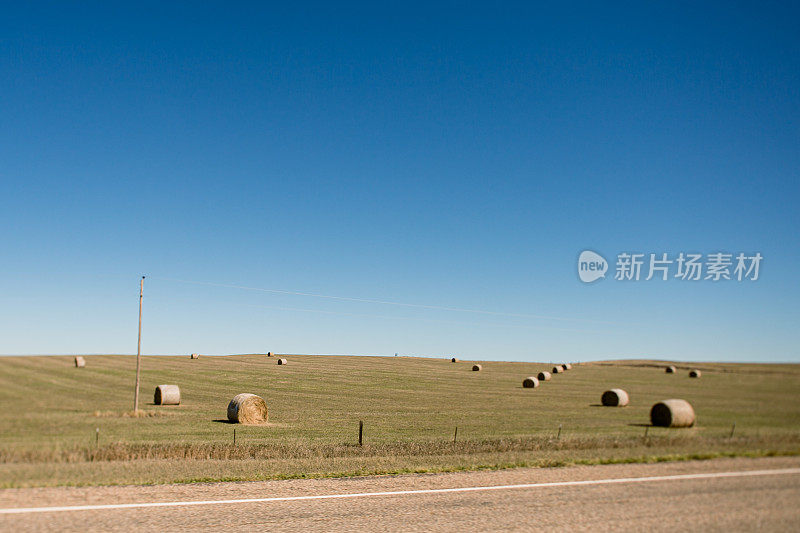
[1,2,798,361]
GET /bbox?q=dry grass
[1,435,798,488]
[0,355,799,487]
[1,433,797,465]
[92,410,176,418]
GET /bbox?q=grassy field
[1,354,799,487]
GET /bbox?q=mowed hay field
[0,355,799,487]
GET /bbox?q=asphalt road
[2,456,799,532]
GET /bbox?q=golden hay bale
[267,352,273,357]
[227,393,268,424]
[538,371,552,381]
[522,376,539,388]
[154,384,181,405]
[552,366,563,374]
[689,369,701,378]
[451,357,458,363]
[563,363,572,370]
[650,399,695,428]
[601,388,629,407]
[472,364,482,371]
[665,365,676,373]
[74,356,85,368]
[277,358,288,365]
[190,353,199,359]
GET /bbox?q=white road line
[2,467,799,515]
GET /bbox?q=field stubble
[0,354,798,487]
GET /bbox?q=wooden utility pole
[133,276,145,412]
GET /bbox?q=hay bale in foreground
[472,364,482,371]
[601,388,629,407]
[277,358,288,365]
[538,371,551,381]
[227,393,268,424]
[522,376,539,388]
[665,365,676,373]
[451,357,458,363]
[154,384,181,405]
[552,366,563,374]
[650,399,695,428]
[190,353,199,359]
[689,369,701,378]
[562,363,572,370]
[74,356,85,368]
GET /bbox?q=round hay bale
[601,388,629,407]
[689,369,701,378]
[563,363,572,370]
[227,393,268,424]
[472,364,482,371]
[74,356,85,368]
[537,371,551,381]
[267,352,273,357]
[650,399,695,428]
[277,358,288,365]
[552,366,563,374]
[451,357,458,363]
[190,353,199,359]
[522,376,539,388]
[665,365,676,373]
[154,384,181,405]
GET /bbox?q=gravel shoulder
[2,455,799,532]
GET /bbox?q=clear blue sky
[1,2,798,361]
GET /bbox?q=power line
[150,276,631,326]
[147,292,614,334]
